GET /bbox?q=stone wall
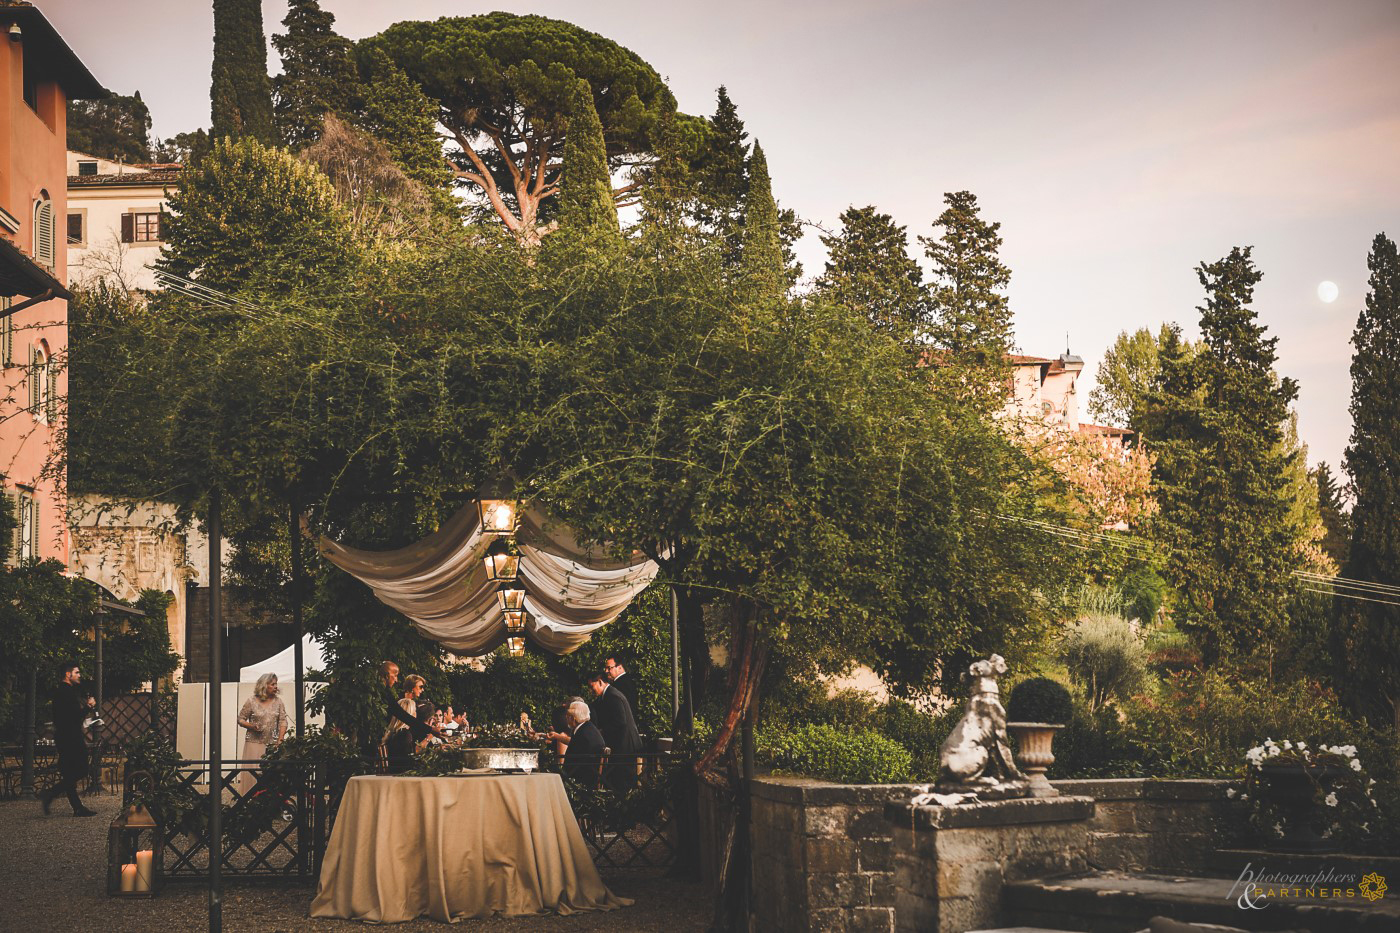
[748,776,923,932]
[1053,778,1232,872]
[887,795,1094,933]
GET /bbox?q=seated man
[562,699,606,787]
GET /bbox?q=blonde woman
[237,673,288,795]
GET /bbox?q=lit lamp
[495,586,525,612]
[477,499,519,535]
[484,546,520,583]
[506,637,526,657]
[107,772,164,897]
[503,609,527,634]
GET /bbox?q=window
[120,211,163,244]
[16,488,37,564]
[29,344,54,422]
[77,161,98,176]
[33,197,54,268]
[67,212,85,245]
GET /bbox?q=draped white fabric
[315,505,658,655]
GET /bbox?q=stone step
[1210,847,1400,882]
[1003,870,1400,933]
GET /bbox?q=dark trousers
[44,751,87,812]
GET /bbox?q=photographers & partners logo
[1228,862,1387,910]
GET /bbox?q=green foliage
[100,589,180,696]
[125,734,205,835]
[67,92,152,163]
[1312,461,1350,569]
[1238,740,1382,849]
[272,0,358,150]
[1053,705,1143,778]
[1059,614,1147,712]
[151,130,210,165]
[1338,232,1400,732]
[1117,564,1168,626]
[1006,677,1074,724]
[757,722,913,784]
[353,48,456,204]
[210,0,275,144]
[738,143,785,301]
[920,191,1013,384]
[0,560,96,735]
[556,80,620,242]
[363,13,675,244]
[158,136,358,295]
[816,206,926,343]
[1087,325,1193,433]
[1141,248,1302,668]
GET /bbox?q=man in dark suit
[41,661,97,816]
[587,671,641,790]
[604,656,639,718]
[562,700,606,787]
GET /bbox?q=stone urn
[1255,763,1346,853]
[1006,723,1063,798]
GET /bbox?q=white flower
[1246,747,1265,765]
[1227,788,1237,799]
[1283,740,1293,750]
[1325,793,1339,807]
[1273,822,1284,835]
[1268,745,1281,757]
[1296,741,1307,750]
[1351,759,1363,772]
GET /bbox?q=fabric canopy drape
[315,504,659,655]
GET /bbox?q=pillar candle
[120,863,137,893]
[134,849,154,893]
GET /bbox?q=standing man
[41,661,98,817]
[604,656,639,719]
[587,671,641,790]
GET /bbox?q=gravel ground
[0,793,711,932]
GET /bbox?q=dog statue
[915,654,1029,804]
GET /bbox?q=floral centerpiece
[1236,738,1378,852]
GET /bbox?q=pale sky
[42,0,1400,472]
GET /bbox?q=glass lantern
[506,637,526,657]
[495,586,525,612]
[484,551,520,582]
[107,781,163,897]
[503,609,527,634]
[477,499,519,535]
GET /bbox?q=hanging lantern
[484,544,520,583]
[107,772,164,897]
[503,609,527,634]
[477,499,519,536]
[495,586,525,612]
[506,636,526,657]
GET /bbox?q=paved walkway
[0,793,711,932]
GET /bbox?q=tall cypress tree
[1142,246,1300,668]
[556,80,619,243]
[920,191,1013,365]
[210,0,275,144]
[1312,461,1350,568]
[1338,232,1400,731]
[816,205,926,339]
[693,86,748,260]
[272,0,357,150]
[739,143,785,302]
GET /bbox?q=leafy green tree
[738,143,785,301]
[1088,324,1195,432]
[66,92,152,163]
[272,0,358,150]
[1140,247,1301,668]
[1313,461,1351,568]
[921,191,1013,362]
[151,129,210,165]
[210,0,275,144]
[555,81,619,242]
[362,13,675,247]
[353,49,455,200]
[158,136,358,295]
[816,205,926,341]
[1338,232,1400,733]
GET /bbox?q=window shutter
[46,359,57,422]
[3,490,19,567]
[0,302,9,367]
[28,347,41,414]
[67,212,83,245]
[34,200,54,267]
[30,497,39,561]
[120,213,134,243]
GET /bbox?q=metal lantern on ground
[506,637,526,657]
[107,771,164,897]
[477,499,519,536]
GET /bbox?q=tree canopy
[210,0,276,144]
[816,205,926,342]
[272,0,358,150]
[67,93,152,163]
[362,13,676,247]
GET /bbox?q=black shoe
[73,807,98,817]
[40,792,53,816]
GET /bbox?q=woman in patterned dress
[237,672,287,795]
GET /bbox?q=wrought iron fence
[132,758,332,882]
[541,751,679,872]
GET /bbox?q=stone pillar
[887,795,1094,933]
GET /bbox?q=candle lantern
[495,586,525,612]
[503,609,527,634]
[107,771,164,897]
[477,499,519,536]
[484,548,520,583]
[506,636,526,658]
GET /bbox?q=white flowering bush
[1238,738,1379,845]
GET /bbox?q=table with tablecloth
[309,773,631,923]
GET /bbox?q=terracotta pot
[1007,722,1063,798]
[1255,762,1347,853]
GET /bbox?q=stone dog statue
[913,654,1029,805]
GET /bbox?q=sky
[41,0,1400,472]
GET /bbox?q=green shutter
[28,346,39,413]
[46,357,57,422]
[30,496,39,560]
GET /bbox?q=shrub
[1060,614,1147,712]
[757,723,913,785]
[1054,705,1145,778]
[1006,677,1074,724]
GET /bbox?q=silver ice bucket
[460,747,539,772]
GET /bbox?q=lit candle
[120,863,137,893]
[135,849,154,892]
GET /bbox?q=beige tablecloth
[309,774,631,923]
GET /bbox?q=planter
[1006,723,1063,798]
[459,747,539,772]
[1255,763,1346,853]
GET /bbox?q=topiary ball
[1006,677,1074,725]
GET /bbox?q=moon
[1318,281,1339,303]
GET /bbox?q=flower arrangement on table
[1234,739,1378,847]
[459,723,545,749]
